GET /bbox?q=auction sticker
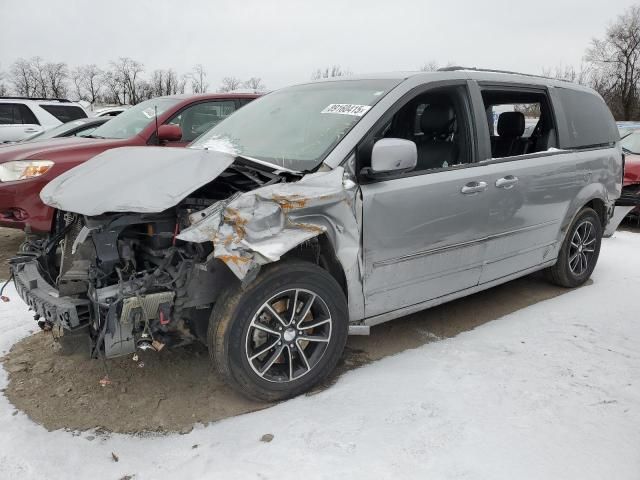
[321,104,371,116]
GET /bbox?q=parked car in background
[615,130,640,221]
[93,106,129,117]
[617,121,640,139]
[11,68,622,401]
[20,117,111,142]
[0,97,89,143]
[0,93,259,232]
[621,131,640,185]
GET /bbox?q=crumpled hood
[40,146,235,216]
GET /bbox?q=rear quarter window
[39,104,87,123]
[0,103,40,125]
[556,88,619,149]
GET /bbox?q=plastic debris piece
[99,376,112,387]
[132,354,139,362]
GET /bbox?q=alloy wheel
[245,288,332,383]
[568,219,597,276]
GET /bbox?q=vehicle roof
[0,97,84,105]
[163,92,262,101]
[307,68,595,93]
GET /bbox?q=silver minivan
[12,68,622,400]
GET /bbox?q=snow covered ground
[1,232,639,480]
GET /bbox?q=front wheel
[546,207,602,288]
[208,260,349,401]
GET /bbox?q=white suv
[0,97,89,143]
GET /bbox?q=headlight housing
[0,160,54,182]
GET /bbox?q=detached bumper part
[604,190,640,237]
[11,260,90,330]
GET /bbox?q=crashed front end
[10,147,359,359]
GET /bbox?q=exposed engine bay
[16,160,295,358]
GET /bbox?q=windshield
[190,79,400,171]
[89,97,180,139]
[621,131,640,154]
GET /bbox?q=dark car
[0,93,260,232]
[21,117,111,142]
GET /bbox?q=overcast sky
[0,0,637,90]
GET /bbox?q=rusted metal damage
[177,168,362,297]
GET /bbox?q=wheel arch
[282,233,349,300]
[558,183,611,245]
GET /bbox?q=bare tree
[102,70,126,105]
[586,5,640,120]
[45,61,68,98]
[149,68,182,97]
[311,65,351,80]
[189,64,208,93]
[219,76,243,92]
[110,57,145,104]
[10,58,36,97]
[0,64,10,96]
[30,57,49,97]
[243,77,265,91]
[71,64,103,104]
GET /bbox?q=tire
[545,207,602,288]
[208,260,349,402]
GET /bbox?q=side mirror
[370,138,417,175]
[157,124,183,143]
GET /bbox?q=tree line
[3,5,640,118]
[0,57,266,105]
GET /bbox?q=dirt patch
[2,335,268,434]
[2,270,568,434]
[0,227,23,280]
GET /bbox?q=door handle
[460,181,488,195]
[24,128,38,133]
[495,175,519,189]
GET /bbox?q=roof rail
[0,96,72,103]
[436,66,568,82]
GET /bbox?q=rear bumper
[11,259,90,330]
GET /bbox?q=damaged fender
[177,167,365,320]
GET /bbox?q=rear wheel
[208,260,349,401]
[546,207,602,288]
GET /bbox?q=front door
[359,83,490,318]
[361,167,491,317]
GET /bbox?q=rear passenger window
[555,88,619,149]
[39,104,87,123]
[0,103,40,125]
[481,88,557,159]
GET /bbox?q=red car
[0,93,259,233]
[621,131,640,186]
